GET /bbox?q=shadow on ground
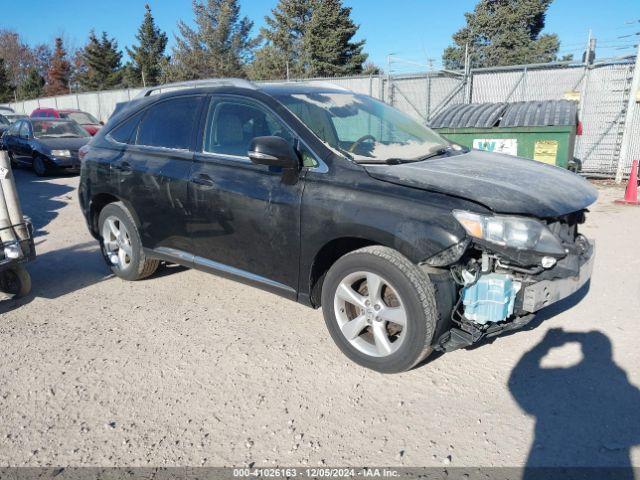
[504,284,640,478]
[12,167,75,237]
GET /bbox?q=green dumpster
[430,101,579,170]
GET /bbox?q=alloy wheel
[333,270,407,357]
[102,215,133,269]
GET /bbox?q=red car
[30,108,103,136]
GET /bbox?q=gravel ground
[0,169,638,468]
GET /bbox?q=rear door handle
[191,173,215,187]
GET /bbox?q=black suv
[79,79,596,373]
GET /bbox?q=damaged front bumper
[436,238,595,353]
[520,241,594,313]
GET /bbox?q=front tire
[321,246,438,373]
[33,155,49,177]
[98,202,159,281]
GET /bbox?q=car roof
[30,117,75,122]
[109,79,353,125]
[257,82,350,95]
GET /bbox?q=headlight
[453,210,565,255]
[51,149,71,157]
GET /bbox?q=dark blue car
[3,118,91,176]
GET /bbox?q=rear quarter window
[108,112,144,144]
[136,96,202,150]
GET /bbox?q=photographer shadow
[509,326,640,479]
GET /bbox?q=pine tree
[443,0,561,69]
[126,4,168,87]
[78,31,123,91]
[44,37,71,96]
[249,0,367,80]
[0,58,14,103]
[303,0,367,77]
[249,0,312,80]
[17,67,44,100]
[171,0,258,80]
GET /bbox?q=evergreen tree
[44,37,71,96]
[126,4,168,87]
[249,0,367,80]
[17,67,44,100]
[249,0,312,80]
[303,0,367,77]
[171,0,257,80]
[78,31,123,91]
[443,0,561,69]
[0,58,14,103]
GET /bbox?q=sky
[2,0,638,73]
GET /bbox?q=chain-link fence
[5,55,639,179]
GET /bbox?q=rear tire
[98,202,159,281]
[33,155,49,177]
[8,152,17,168]
[321,246,438,373]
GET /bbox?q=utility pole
[616,41,640,183]
[583,29,596,65]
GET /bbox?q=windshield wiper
[416,147,451,162]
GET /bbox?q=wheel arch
[307,236,377,308]
[89,193,142,238]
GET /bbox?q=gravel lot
[0,169,639,468]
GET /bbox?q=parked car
[2,113,28,124]
[30,108,103,135]
[0,106,15,115]
[4,118,91,176]
[79,80,596,373]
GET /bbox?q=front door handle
[191,173,215,187]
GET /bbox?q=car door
[187,95,305,298]
[3,121,21,157]
[113,94,205,253]
[17,122,34,160]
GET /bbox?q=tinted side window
[137,96,201,150]
[109,112,143,144]
[204,99,293,157]
[8,122,20,135]
[19,123,30,137]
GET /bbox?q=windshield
[60,111,99,124]
[6,114,27,124]
[274,91,449,163]
[32,120,90,139]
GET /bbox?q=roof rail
[135,78,257,98]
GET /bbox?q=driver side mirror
[248,136,300,170]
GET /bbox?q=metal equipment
[0,150,35,298]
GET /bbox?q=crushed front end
[424,210,595,352]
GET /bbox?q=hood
[364,150,598,218]
[38,137,91,151]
